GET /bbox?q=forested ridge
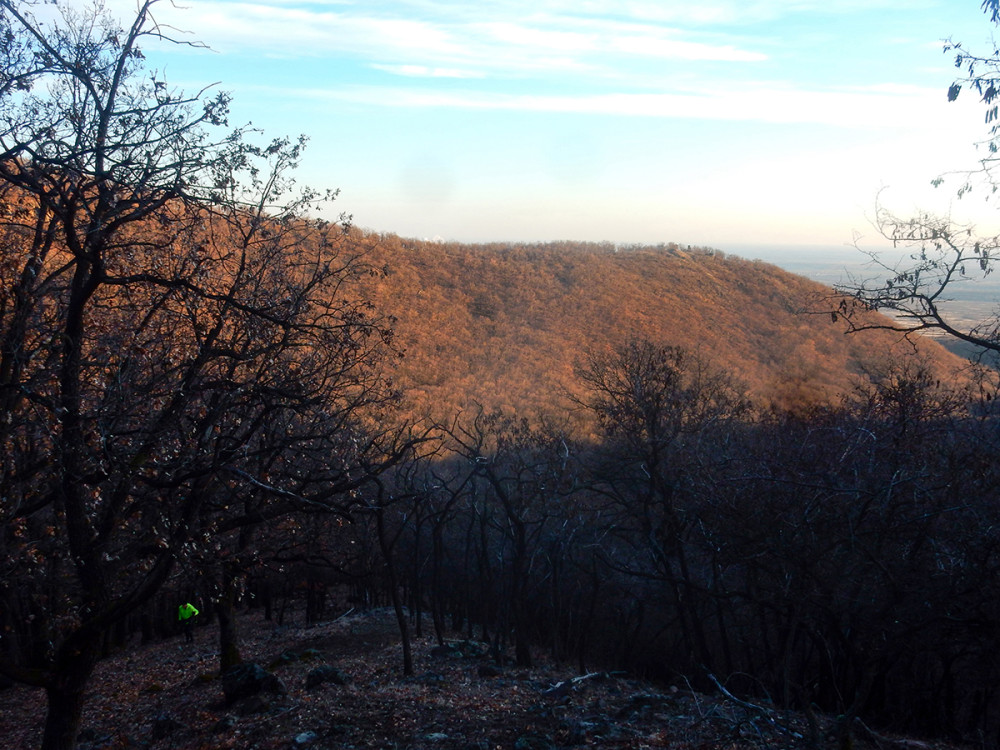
[4,2,1000,750]
[6,184,999,747]
[352,231,967,426]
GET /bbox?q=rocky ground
[0,608,962,749]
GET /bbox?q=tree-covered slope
[354,234,968,425]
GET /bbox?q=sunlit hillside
[350,232,969,427]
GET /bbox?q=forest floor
[0,607,965,750]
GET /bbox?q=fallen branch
[331,607,356,623]
[543,671,624,697]
[707,673,804,740]
[853,717,936,750]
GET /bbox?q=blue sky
[119,0,1000,253]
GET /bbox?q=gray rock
[305,665,350,689]
[456,640,490,658]
[211,715,237,733]
[234,694,272,716]
[222,662,286,705]
[151,713,184,741]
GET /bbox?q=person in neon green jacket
[178,602,199,643]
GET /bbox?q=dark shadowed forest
[4,2,1000,750]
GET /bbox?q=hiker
[178,602,199,643]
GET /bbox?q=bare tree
[576,339,750,674]
[835,206,1000,361]
[0,2,406,748]
[836,3,1000,363]
[443,409,573,668]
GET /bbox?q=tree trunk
[41,632,101,750]
[431,525,447,646]
[217,600,241,672]
[511,520,532,668]
[217,565,243,672]
[388,580,414,676]
[262,583,273,622]
[410,514,424,639]
[377,507,413,676]
[140,608,154,645]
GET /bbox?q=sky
[91,0,1000,255]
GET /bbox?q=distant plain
[734,243,1000,339]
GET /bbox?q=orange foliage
[339,233,968,428]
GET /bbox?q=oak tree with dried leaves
[0,2,408,748]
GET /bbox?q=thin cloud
[149,2,469,59]
[147,0,769,72]
[609,33,767,62]
[371,64,487,79]
[292,81,956,129]
[481,17,769,63]
[410,0,924,26]
[479,21,597,52]
[136,0,951,134]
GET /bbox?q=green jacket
[178,603,199,622]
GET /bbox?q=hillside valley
[6,4,1000,748]
[351,234,968,426]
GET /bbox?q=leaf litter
[0,608,963,749]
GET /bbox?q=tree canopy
[0,2,410,748]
